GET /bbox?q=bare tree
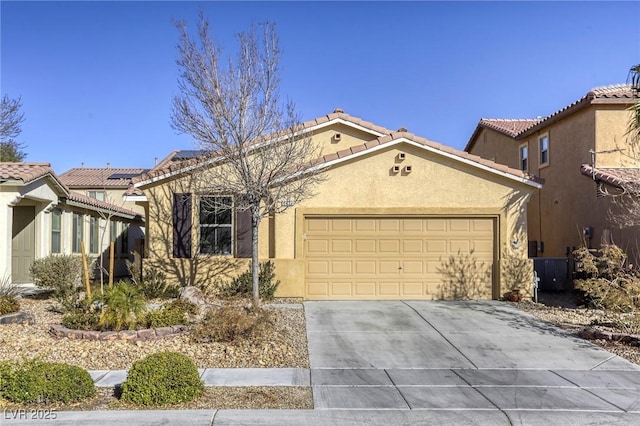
[171,15,324,305]
[0,95,27,162]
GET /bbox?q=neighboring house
[0,163,144,283]
[465,85,640,260]
[59,166,148,216]
[127,110,540,300]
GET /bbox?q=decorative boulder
[179,286,207,307]
[0,312,35,325]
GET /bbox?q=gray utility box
[533,257,573,291]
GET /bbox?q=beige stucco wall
[469,104,639,259]
[141,137,535,299]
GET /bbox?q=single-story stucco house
[0,162,144,283]
[128,111,541,300]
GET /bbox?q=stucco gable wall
[467,128,521,170]
[309,122,386,157]
[595,105,638,168]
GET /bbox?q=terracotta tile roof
[478,119,542,138]
[133,110,396,186]
[0,162,68,194]
[581,165,640,191]
[65,191,143,219]
[466,85,637,152]
[59,167,148,188]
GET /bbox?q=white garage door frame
[300,212,501,300]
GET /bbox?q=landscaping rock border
[49,324,189,342]
[580,327,640,346]
[0,311,35,325]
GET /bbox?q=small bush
[573,245,640,312]
[437,250,492,300]
[99,281,146,331]
[0,295,20,316]
[218,261,280,300]
[61,308,100,330]
[30,255,89,311]
[144,299,196,328]
[0,359,95,404]
[190,305,273,343]
[120,352,204,406]
[127,261,179,300]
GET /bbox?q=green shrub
[61,308,100,330]
[573,245,640,312]
[190,305,273,343]
[30,255,89,311]
[127,261,179,300]
[0,295,20,316]
[120,352,204,406]
[217,261,280,300]
[99,281,146,331]
[0,359,95,404]
[144,299,198,328]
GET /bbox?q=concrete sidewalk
[5,300,640,425]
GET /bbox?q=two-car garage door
[304,216,495,300]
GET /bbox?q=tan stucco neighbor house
[128,111,541,300]
[0,163,144,283]
[465,85,640,260]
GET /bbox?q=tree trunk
[251,206,260,307]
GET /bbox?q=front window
[51,209,62,254]
[89,217,100,254]
[519,143,528,172]
[88,191,105,201]
[72,213,83,253]
[199,196,233,255]
[539,134,549,166]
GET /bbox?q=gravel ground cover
[0,298,309,370]
[515,291,640,366]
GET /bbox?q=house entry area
[304,216,496,300]
[11,205,36,284]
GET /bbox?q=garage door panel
[304,217,494,300]
[355,240,376,253]
[379,240,400,253]
[355,261,376,274]
[403,240,423,253]
[307,240,329,254]
[355,282,376,296]
[331,261,352,274]
[307,261,329,275]
[331,240,352,253]
[355,219,376,232]
[379,261,401,274]
[379,282,400,296]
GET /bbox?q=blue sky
[2,1,639,173]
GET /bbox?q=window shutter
[173,193,192,258]
[235,206,252,258]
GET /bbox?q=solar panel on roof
[107,170,148,180]
[173,150,207,160]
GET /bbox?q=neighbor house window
[110,220,118,251]
[539,134,549,166]
[121,224,129,255]
[51,209,62,254]
[519,143,528,172]
[88,191,105,201]
[199,196,232,255]
[72,213,83,253]
[89,217,99,254]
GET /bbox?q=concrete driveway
[304,300,640,424]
